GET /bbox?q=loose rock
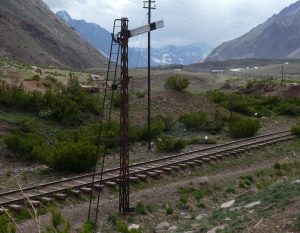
[167,226,178,232]
[128,224,141,230]
[156,222,170,232]
[221,200,235,209]
[245,201,261,209]
[196,214,205,220]
[199,177,209,185]
[207,225,226,233]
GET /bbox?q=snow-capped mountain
[133,43,212,66]
[56,11,212,67]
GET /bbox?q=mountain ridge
[206,1,300,61]
[56,11,212,67]
[0,0,106,69]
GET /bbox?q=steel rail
[0,130,293,207]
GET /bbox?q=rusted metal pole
[119,17,130,215]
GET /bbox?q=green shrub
[296,214,300,231]
[225,187,236,194]
[135,91,145,98]
[0,215,16,233]
[179,111,209,131]
[165,75,189,91]
[178,185,213,200]
[207,90,300,118]
[135,201,146,215]
[0,74,100,126]
[187,136,217,145]
[179,195,188,204]
[112,94,121,108]
[44,205,71,233]
[31,74,40,81]
[197,202,207,209]
[292,124,300,136]
[256,178,272,190]
[155,136,186,153]
[107,213,119,225]
[80,222,97,233]
[137,116,171,141]
[229,117,261,138]
[45,76,57,83]
[163,204,174,215]
[4,133,44,159]
[108,212,143,233]
[115,220,142,233]
[239,176,254,189]
[33,138,98,173]
[47,140,97,173]
[277,102,300,116]
[180,111,224,133]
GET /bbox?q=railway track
[0,130,293,210]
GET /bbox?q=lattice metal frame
[119,17,130,215]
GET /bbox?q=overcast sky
[44,0,297,48]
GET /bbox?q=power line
[126,0,248,39]
[175,0,248,25]
[129,14,148,59]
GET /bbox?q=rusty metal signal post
[119,18,130,215]
[116,17,164,215]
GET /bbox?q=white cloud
[43,0,298,48]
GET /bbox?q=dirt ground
[19,139,300,233]
[283,85,300,98]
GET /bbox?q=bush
[296,214,300,231]
[292,124,300,136]
[112,94,121,108]
[207,90,300,118]
[44,140,97,173]
[239,176,254,189]
[179,195,188,204]
[137,116,171,141]
[80,222,96,233]
[163,204,174,215]
[229,117,261,138]
[180,111,209,131]
[107,213,119,225]
[155,136,186,153]
[4,133,44,160]
[179,111,224,133]
[0,215,16,233]
[135,201,146,215]
[31,74,40,81]
[0,73,100,126]
[197,202,207,209]
[165,75,189,91]
[225,187,236,194]
[277,102,300,116]
[135,91,145,98]
[187,136,217,145]
[113,218,143,233]
[44,205,71,233]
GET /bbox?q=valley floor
[18,137,300,233]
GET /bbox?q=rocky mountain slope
[206,1,300,61]
[0,0,106,69]
[56,11,211,67]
